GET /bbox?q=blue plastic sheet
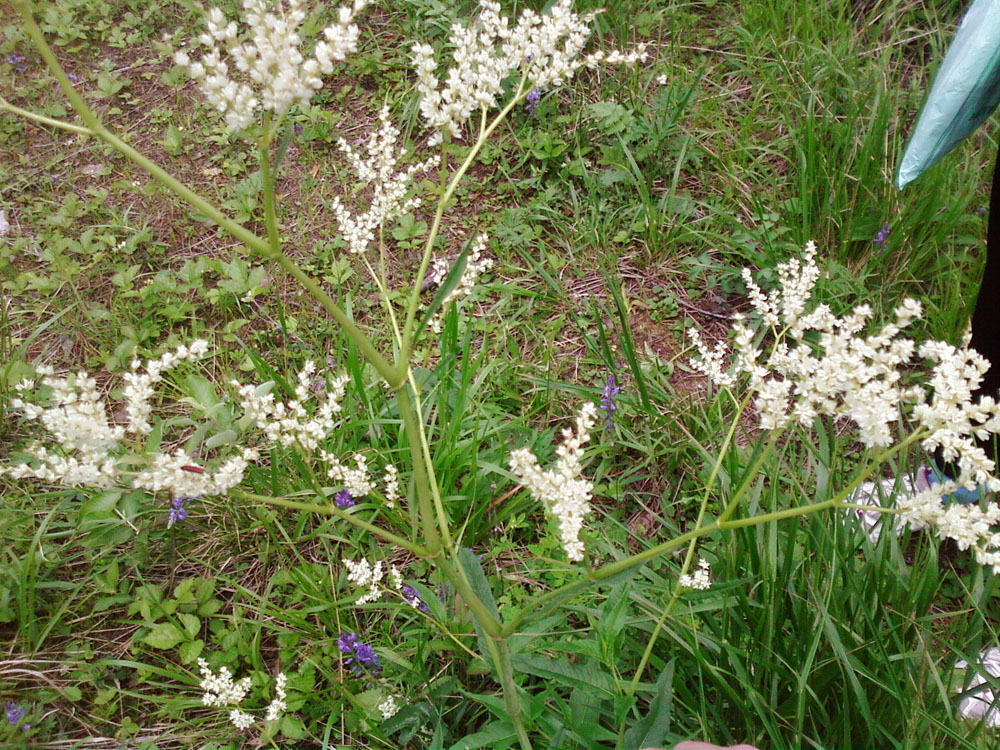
[897,0,1000,188]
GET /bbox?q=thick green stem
[488,636,532,750]
[397,385,443,555]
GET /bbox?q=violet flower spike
[338,632,381,676]
[600,374,621,428]
[524,88,541,115]
[5,702,25,726]
[334,489,355,508]
[401,584,430,612]
[873,222,890,244]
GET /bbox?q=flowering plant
[2,0,998,746]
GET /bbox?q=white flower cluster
[324,451,375,496]
[412,0,648,145]
[342,556,404,604]
[197,658,288,730]
[132,447,255,499]
[426,234,494,334]
[955,647,1000,728]
[382,463,400,508]
[689,241,1000,574]
[509,402,598,561]
[234,362,349,451]
[124,340,210,435]
[377,694,401,720]
[174,0,370,131]
[679,557,711,590]
[265,672,288,721]
[331,107,440,255]
[3,342,253,501]
[690,242,924,447]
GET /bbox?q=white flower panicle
[378,695,401,720]
[174,0,371,131]
[689,243,925,448]
[343,556,405,604]
[2,342,253,500]
[689,241,1000,574]
[679,557,711,590]
[265,672,288,721]
[235,362,349,451]
[331,107,440,255]
[912,340,1000,485]
[133,447,255,500]
[412,0,647,145]
[324,451,375,496]
[198,658,253,708]
[383,464,400,508]
[509,402,598,561]
[124,340,210,436]
[426,234,495,334]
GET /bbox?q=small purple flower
[6,55,26,73]
[5,702,24,726]
[524,88,541,115]
[338,632,381,676]
[334,489,355,509]
[873,222,890,244]
[401,584,429,612]
[600,374,621,427]
[294,123,303,135]
[167,497,196,527]
[67,72,79,82]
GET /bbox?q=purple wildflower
[338,632,381,676]
[873,223,890,244]
[334,489,355,509]
[167,497,197,527]
[5,702,24,726]
[401,584,429,612]
[67,72,79,82]
[524,88,541,115]
[6,55,26,73]
[600,374,621,427]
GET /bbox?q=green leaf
[622,660,675,750]
[63,685,83,701]
[78,491,121,527]
[447,720,517,750]
[280,714,305,739]
[184,374,220,410]
[141,622,186,650]
[178,639,205,664]
[178,612,201,638]
[512,653,616,698]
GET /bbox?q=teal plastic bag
[897,0,1000,189]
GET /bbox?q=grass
[2,0,1000,748]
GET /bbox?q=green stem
[232,489,429,556]
[0,98,92,135]
[397,385,443,555]
[488,636,532,750]
[399,79,528,363]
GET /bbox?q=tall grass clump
[2,1,1000,749]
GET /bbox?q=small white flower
[378,694,401,719]
[198,658,252,707]
[229,708,255,730]
[265,672,288,721]
[679,557,711,590]
[509,403,597,561]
